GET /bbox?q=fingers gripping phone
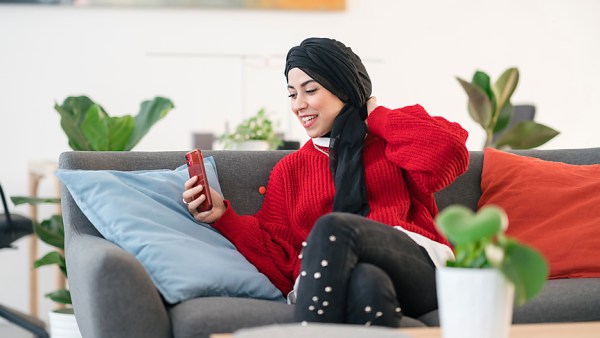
[185,149,213,212]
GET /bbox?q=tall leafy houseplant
[56,96,174,151]
[11,197,68,304]
[13,96,174,307]
[457,68,559,149]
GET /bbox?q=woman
[183,37,469,327]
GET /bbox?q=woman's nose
[292,95,307,113]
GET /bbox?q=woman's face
[287,68,345,138]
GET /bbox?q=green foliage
[220,108,282,150]
[457,68,559,149]
[55,96,174,151]
[10,95,174,306]
[435,205,549,306]
[11,196,70,305]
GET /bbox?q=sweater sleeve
[367,104,469,193]
[210,163,300,295]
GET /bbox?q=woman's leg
[293,212,437,326]
[346,263,402,327]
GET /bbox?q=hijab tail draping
[329,105,370,216]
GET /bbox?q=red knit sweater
[212,104,469,295]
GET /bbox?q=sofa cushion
[418,278,600,326]
[56,157,285,304]
[169,297,295,338]
[168,297,426,338]
[478,148,600,279]
[512,278,600,323]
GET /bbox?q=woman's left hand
[367,96,378,115]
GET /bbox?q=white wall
[1,0,599,324]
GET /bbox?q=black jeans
[293,212,437,327]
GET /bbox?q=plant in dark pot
[12,95,174,338]
[434,204,549,338]
[457,67,559,149]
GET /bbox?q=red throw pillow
[478,148,600,279]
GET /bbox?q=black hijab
[285,37,371,216]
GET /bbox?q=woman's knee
[309,212,358,240]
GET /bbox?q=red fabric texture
[478,148,600,279]
[212,105,469,294]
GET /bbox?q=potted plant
[220,108,282,150]
[55,95,174,151]
[456,67,559,149]
[9,196,79,337]
[435,204,548,338]
[11,95,174,337]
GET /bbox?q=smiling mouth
[301,115,317,126]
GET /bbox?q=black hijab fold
[285,37,371,216]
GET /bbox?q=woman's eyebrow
[287,79,316,89]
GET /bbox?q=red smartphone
[185,149,213,212]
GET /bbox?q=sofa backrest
[59,147,600,245]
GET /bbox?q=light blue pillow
[56,157,284,304]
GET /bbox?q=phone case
[185,149,213,212]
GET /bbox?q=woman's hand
[183,176,226,224]
[367,96,378,115]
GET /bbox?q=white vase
[231,140,271,151]
[48,308,82,338]
[436,267,514,338]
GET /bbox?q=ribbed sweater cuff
[211,200,242,240]
[366,105,390,138]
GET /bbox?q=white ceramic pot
[231,140,271,151]
[436,267,514,338]
[48,308,82,338]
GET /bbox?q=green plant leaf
[10,196,60,206]
[435,205,506,246]
[495,121,560,149]
[471,71,493,101]
[34,251,66,275]
[81,106,135,151]
[492,101,513,135]
[125,97,174,150]
[46,289,71,305]
[456,77,493,128]
[492,68,519,118]
[500,238,548,306]
[34,216,64,249]
[55,96,106,151]
[56,95,173,151]
[107,115,135,151]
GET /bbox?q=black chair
[0,182,49,338]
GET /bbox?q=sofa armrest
[66,233,171,338]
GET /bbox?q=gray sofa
[60,148,600,338]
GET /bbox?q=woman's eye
[288,93,297,99]
[306,89,317,94]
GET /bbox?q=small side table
[28,160,62,317]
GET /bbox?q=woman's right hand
[183,176,226,224]
[367,96,378,115]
